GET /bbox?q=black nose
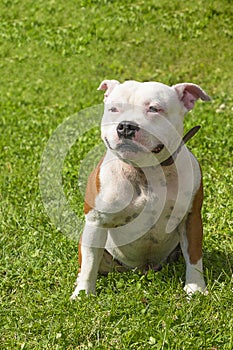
[116,121,140,139]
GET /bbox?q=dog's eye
[109,107,119,113]
[148,106,159,113]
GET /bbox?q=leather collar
[160,125,201,167]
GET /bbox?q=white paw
[70,288,81,300]
[70,281,96,300]
[70,286,90,300]
[184,283,208,296]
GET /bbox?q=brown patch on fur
[84,157,104,214]
[186,179,204,264]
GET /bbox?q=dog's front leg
[71,225,107,299]
[180,182,207,295]
[180,222,207,295]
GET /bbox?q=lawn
[0,0,232,349]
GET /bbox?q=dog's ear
[173,83,211,111]
[97,79,120,101]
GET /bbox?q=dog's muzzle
[115,120,164,154]
[116,121,140,140]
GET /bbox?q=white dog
[71,80,210,299]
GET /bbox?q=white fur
[71,80,209,299]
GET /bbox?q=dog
[71,79,211,299]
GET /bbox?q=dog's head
[98,80,210,166]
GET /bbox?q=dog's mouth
[116,142,142,153]
[152,144,164,154]
[105,137,164,154]
[105,138,141,153]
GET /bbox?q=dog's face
[99,80,210,167]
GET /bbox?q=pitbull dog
[71,79,210,299]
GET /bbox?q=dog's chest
[85,158,197,267]
[88,163,181,230]
[103,167,183,266]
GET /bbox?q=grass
[0,0,232,349]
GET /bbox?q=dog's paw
[184,283,208,296]
[70,274,85,300]
[70,287,87,301]
[70,289,80,301]
[70,282,96,300]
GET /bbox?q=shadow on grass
[94,248,232,296]
[204,249,232,283]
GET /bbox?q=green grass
[0,0,232,349]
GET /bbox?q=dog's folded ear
[173,83,211,111]
[97,79,120,101]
